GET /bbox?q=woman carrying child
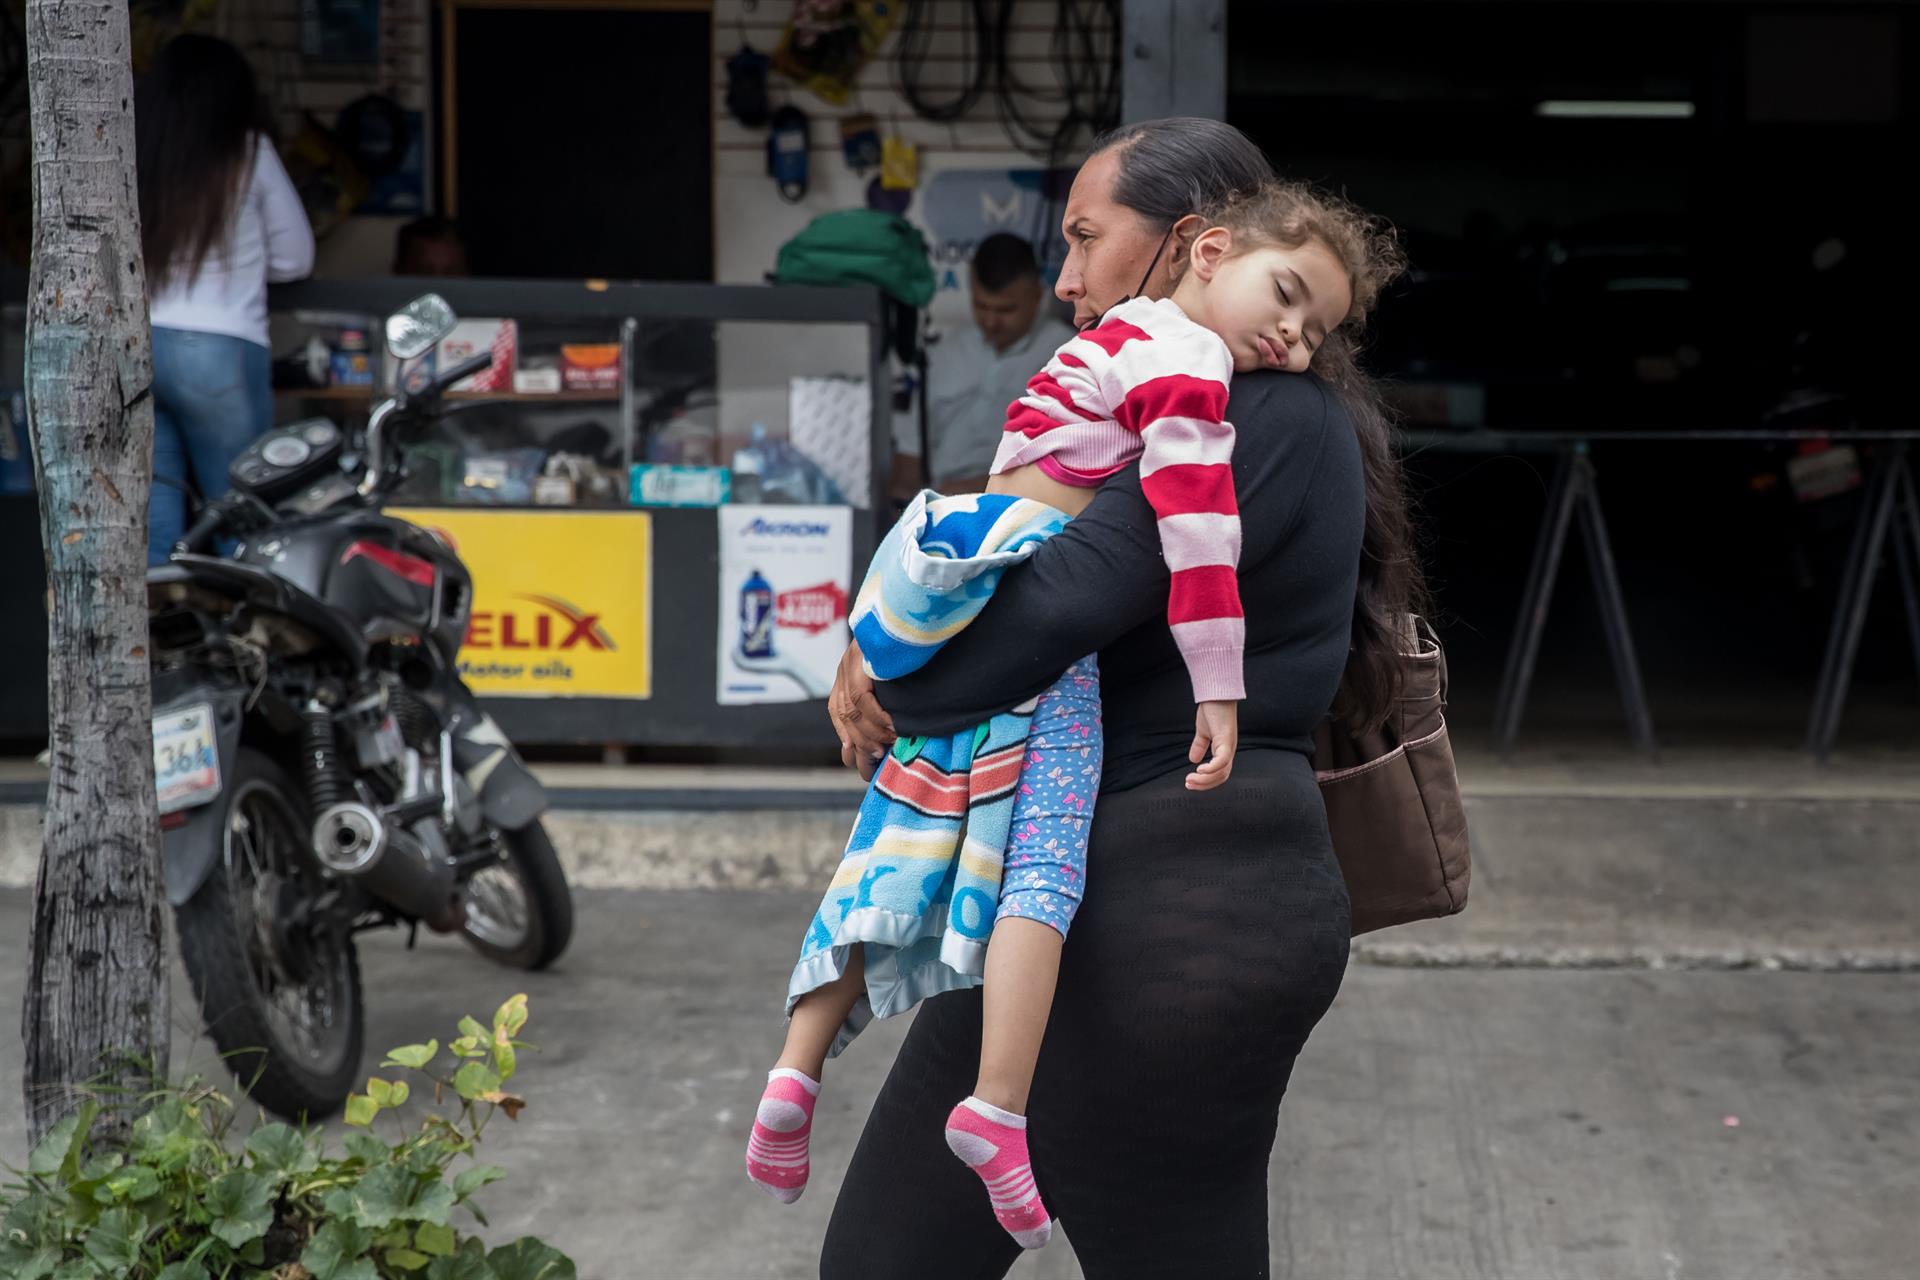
[769,118,1426,1279]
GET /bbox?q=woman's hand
[829,641,895,780]
[1186,700,1239,791]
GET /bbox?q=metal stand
[1890,469,1920,690]
[1805,440,1920,761]
[1491,443,1657,758]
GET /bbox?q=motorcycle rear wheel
[176,747,364,1120]
[459,819,573,971]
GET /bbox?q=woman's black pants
[819,750,1353,1280]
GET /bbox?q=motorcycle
[148,295,573,1119]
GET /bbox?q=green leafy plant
[0,995,573,1280]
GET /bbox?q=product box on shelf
[560,343,621,392]
[630,464,731,508]
[329,327,375,387]
[532,474,576,506]
[512,363,563,395]
[436,319,517,393]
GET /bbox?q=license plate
[153,704,220,815]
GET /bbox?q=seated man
[892,233,1073,501]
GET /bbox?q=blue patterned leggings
[995,654,1102,938]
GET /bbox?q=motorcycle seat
[149,557,372,665]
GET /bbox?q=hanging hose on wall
[994,0,1122,162]
[894,1,1122,163]
[1053,0,1123,144]
[894,0,993,122]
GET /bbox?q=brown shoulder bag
[1310,616,1471,936]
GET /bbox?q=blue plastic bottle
[740,568,775,659]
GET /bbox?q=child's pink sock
[745,1067,820,1203]
[944,1097,1053,1249]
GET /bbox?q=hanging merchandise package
[773,0,902,106]
[880,134,918,191]
[866,174,910,214]
[840,113,881,171]
[726,44,773,127]
[767,105,812,202]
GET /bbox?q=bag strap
[1408,614,1448,709]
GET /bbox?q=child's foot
[944,1097,1052,1249]
[746,1068,820,1203]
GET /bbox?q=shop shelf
[276,386,622,404]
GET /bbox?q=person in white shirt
[137,35,315,565]
[891,234,1074,501]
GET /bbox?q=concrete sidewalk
[516,789,1920,969]
[6,736,1920,805]
[4,780,1917,972]
[2,888,1915,1279]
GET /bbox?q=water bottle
[740,568,775,659]
[731,423,767,505]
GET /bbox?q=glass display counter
[0,276,893,749]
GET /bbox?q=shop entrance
[439,0,713,280]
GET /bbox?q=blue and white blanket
[789,489,1071,1055]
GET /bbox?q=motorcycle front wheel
[459,819,574,971]
[175,748,363,1120]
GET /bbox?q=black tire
[459,820,573,971]
[175,748,363,1120]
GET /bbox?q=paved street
[2,888,1914,1279]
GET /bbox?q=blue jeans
[147,327,272,565]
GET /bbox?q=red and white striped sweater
[990,296,1245,703]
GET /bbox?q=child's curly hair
[1205,177,1408,338]
[1201,179,1425,731]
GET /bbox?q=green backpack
[774,210,936,309]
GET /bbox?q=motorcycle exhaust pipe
[312,803,461,931]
